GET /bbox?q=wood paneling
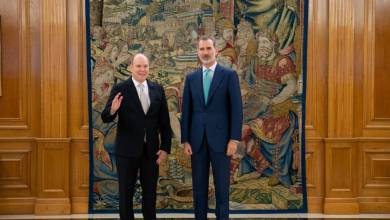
[36,140,69,197]
[0,198,35,214]
[359,140,390,195]
[374,0,390,119]
[0,0,22,119]
[68,0,89,138]
[40,0,68,138]
[328,0,355,138]
[67,0,89,213]
[325,140,357,197]
[0,139,35,197]
[364,152,390,187]
[0,0,39,214]
[305,0,328,212]
[355,1,390,213]
[70,139,89,213]
[358,139,390,213]
[324,0,359,213]
[35,139,70,214]
[34,0,71,214]
[0,0,39,136]
[306,0,328,138]
[360,0,390,137]
[305,139,325,212]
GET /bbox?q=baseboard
[0,198,35,214]
[71,197,88,213]
[324,198,359,214]
[34,198,71,215]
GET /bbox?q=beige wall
[0,0,389,214]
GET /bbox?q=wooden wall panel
[0,0,39,214]
[68,0,89,138]
[67,0,89,213]
[34,0,71,214]
[374,0,390,119]
[354,0,390,213]
[324,140,359,214]
[35,139,70,214]
[305,139,324,212]
[0,139,35,197]
[305,0,328,212]
[70,139,89,213]
[36,140,69,197]
[328,0,355,138]
[40,0,68,138]
[0,0,39,136]
[362,148,390,190]
[0,0,22,119]
[325,141,357,195]
[325,0,359,214]
[358,140,390,213]
[305,0,328,138]
[360,0,390,137]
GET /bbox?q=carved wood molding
[306,0,328,138]
[363,0,390,133]
[328,0,355,138]
[40,0,68,137]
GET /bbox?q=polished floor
[1,213,390,219]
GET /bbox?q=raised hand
[110,92,123,115]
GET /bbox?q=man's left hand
[156,150,168,165]
[226,140,238,156]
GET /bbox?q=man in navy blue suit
[181,36,243,220]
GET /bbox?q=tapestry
[87,0,308,213]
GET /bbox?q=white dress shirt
[132,77,150,107]
[202,62,217,79]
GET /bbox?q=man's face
[197,39,217,66]
[131,54,149,83]
[257,36,274,59]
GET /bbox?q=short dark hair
[198,35,216,47]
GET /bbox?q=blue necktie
[203,69,212,103]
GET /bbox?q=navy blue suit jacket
[181,64,243,153]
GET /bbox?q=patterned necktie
[203,69,212,103]
[138,83,149,114]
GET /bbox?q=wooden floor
[1,213,390,219]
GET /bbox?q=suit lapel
[128,78,145,115]
[147,80,157,115]
[207,64,225,104]
[194,68,206,108]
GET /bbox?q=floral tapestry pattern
[88,0,307,212]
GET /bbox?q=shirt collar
[132,77,148,88]
[202,62,217,73]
